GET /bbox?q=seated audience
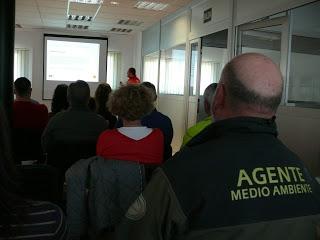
[42,80,108,154]
[88,97,96,112]
[13,77,48,162]
[115,53,320,240]
[13,77,48,129]
[117,82,173,160]
[182,83,217,146]
[0,105,67,239]
[95,83,117,128]
[49,84,69,119]
[97,84,164,165]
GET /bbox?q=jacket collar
[68,105,90,112]
[187,116,278,147]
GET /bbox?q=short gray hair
[68,80,90,106]
[203,83,218,107]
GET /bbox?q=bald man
[115,54,320,240]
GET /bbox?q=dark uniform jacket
[116,117,320,240]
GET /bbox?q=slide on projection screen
[43,34,108,99]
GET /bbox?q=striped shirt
[0,202,67,240]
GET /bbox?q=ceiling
[15,0,193,34]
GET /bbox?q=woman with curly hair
[94,83,117,128]
[96,85,164,164]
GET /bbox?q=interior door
[186,39,202,129]
[236,16,290,102]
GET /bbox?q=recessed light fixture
[134,1,168,11]
[110,1,119,5]
[69,0,104,4]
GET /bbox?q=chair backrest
[66,157,146,239]
[12,128,44,163]
[47,140,96,176]
[17,164,62,204]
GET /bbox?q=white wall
[132,32,142,78]
[14,29,136,108]
[190,0,232,40]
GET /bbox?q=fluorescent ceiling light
[135,1,168,11]
[69,0,104,4]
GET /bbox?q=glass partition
[159,44,186,95]
[143,52,159,91]
[238,26,282,66]
[288,1,320,105]
[189,42,199,96]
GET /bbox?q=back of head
[128,68,136,76]
[14,77,31,98]
[51,84,69,113]
[141,82,157,102]
[108,85,153,121]
[67,80,90,107]
[203,83,218,115]
[95,83,112,111]
[213,53,283,120]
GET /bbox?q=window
[143,52,159,91]
[200,29,228,95]
[14,49,31,80]
[159,44,186,95]
[107,51,121,89]
[189,42,199,96]
[238,26,282,66]
[288,1,320,105]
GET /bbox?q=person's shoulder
[99,128,118,139]
[37,103,48,112]
[150,109,172,122]
[152,128,164,138]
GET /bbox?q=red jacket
[96,128,164,164]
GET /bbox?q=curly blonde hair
[108,85,154,121]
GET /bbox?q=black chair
[46,140,97,177]
[17,164,62,205]
[12,128,44,163]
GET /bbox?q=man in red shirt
[13,77,48,129]
[126,67,140,85]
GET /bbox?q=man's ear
[212,83,226,117]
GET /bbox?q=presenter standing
[121,67,140,86]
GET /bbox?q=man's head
[67,80,90,107]
[127,68,136,78]
[203,83,218,116]
[14,77,32,99]
[212,53,283,121]
[141,82,157,102]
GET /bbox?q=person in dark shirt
[95,83,117,128]
[115,53,320,240]
[0,105,67,240]
[42,80,108,153]
[117,82,174,160]
[49,84,69,119]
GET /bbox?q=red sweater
[96,128,164,164]
[13,101,48,129]
[127,76,140,85]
